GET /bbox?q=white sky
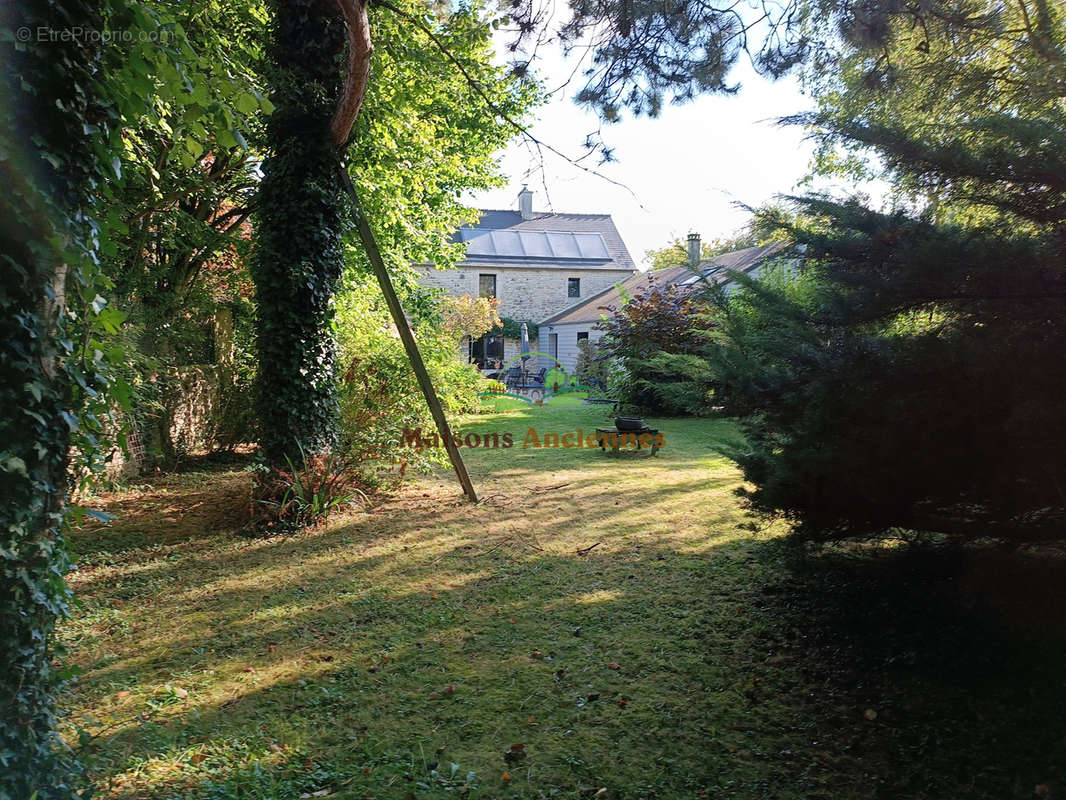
[467,49,820,269]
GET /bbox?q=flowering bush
[335,277,482,485]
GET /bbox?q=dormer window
[568,277,581,298]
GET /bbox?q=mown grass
[61,401,1066,799]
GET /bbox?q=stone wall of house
[414,265,633,324]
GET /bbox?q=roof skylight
[460,229,610,260]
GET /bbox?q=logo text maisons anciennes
[401,428,665,450]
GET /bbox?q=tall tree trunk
[252,0,351,466]
[1,1,109,795]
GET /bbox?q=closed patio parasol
[520,322,531,361]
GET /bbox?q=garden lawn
[62,401,1066,799]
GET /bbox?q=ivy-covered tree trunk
[1,1,107,795]
[252,0,349,466]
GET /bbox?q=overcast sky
[467,48,819,269]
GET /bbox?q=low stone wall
[100,364,223,480]
[167,365,222,457]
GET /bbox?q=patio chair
[503,366,522,390]
[531,367,547,385]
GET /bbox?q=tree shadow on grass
[69,471,251,565]
[73,533,795,799]
[755,540,1066,799]
[64,443,1066,800]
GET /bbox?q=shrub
[249,444,366,533]
[596,284,716,415]
[334,277,482,485]
[440,294,501,340]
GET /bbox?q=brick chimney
[518,185,534,220]
[686,232,701,267]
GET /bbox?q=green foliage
[251,0,347,467]
[798,0,1066,229]
[702,0,1066,544]
[492,316,539,341]
[644,233,751,270]
[574,339,607,386]
[97,1,266,462]
[345,1,539,278]
[204,306,260,452]
[335,276,483,484]
[596,285,716,416]
[0,0,123,794]
[712,203,1066,543]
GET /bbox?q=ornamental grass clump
[249,443,367,533]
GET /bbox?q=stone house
[413,187,636,371]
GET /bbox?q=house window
[548,333,558,359]
[479,274,496,298]
[567,277,580,298]
[577,331,589,344]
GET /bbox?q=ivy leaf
[96,308,126,334]
[2,457,28,476]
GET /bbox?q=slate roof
[539,241,790,326]
[678,241,791,287]
[455,209,637,272]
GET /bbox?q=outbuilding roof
[538,241,790,326]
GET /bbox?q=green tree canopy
[707,0,1066,543]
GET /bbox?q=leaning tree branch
[331,0,373,147]
[371,0,645,206]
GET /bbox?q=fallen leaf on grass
[502,771,512,781]
[607,662,620,670]
[863,708,878,721]
[504,743,526,763]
